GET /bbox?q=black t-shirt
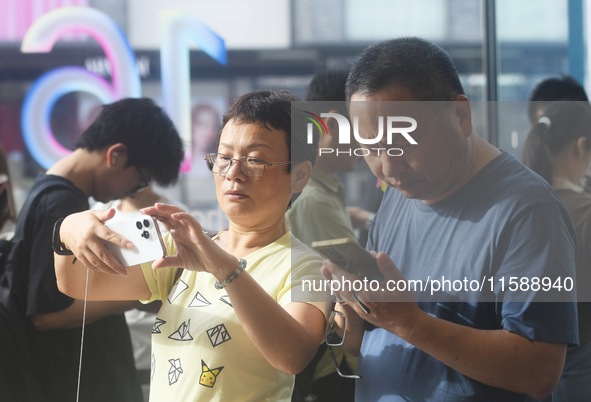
[21,174,143,402]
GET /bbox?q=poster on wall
[184,96,228,231]
[189,96,226,177]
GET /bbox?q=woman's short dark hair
[218,89,318,169]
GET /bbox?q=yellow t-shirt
[140,231,331,402]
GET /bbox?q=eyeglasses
[128,166,150,195]
[326,310,361,379]
[204,153,292,178]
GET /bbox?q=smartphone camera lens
[136,221,142,230]
[143,219,150,228]
[141,230,150,239]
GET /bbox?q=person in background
[53,89,330,402]
[288,68,363,402]
[527,75,591,195]
[0,141,46,402]
[522,101,591,402]
[527,75,589,126]
[0,144,16,238]
[22,97,184,402]
[322,36,577,401]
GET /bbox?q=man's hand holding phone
[318,242,421,341]
[311,237,383,282]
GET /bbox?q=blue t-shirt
[360,152,578,402]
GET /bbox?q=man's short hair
[527,75,589,125]
[76,98,184,186]
[346,36,465,101]
[306,69,349,103]
[219,89,317,168]
[306,68,349,116]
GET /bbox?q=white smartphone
[311,237,382,281]
[104,213,166,267]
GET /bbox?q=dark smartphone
[311,237,382,281]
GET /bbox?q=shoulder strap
[2,179,75,314]
[14,178,74,238]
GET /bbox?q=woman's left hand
[141,203,239,279]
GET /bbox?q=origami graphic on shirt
[219,295,232,307]
[169,319,194,341]
[153,318,166,334]
[188,292,211,307]
[168,358,183,385]
[207,324,231,347]
[199,359,224,388]
[168,280,189,304]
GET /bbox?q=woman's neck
[216,219,288,257]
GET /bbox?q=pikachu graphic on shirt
[199,359,224,388]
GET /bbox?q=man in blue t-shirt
[321,37,578,401]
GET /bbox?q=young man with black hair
[21,97,184,402]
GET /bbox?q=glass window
[495,0,570,158]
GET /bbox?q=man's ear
[290,160,313,194]
[452,94,473,138]
[318,120,335,148]
[106,143,129,167]
[575,137,588,158]
[320,108,341,147]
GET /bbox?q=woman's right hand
[141,203,240,281]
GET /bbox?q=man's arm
[323,253,566,400]
[400,309,565,400]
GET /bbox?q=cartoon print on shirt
[153,318,166,334]
[168,358,183,385]
[207,324,231,347]
[219,295,233,308]
[199,359,224,388]
[169,319,194,341]
[168,280,189,304]
[188,291,211,307]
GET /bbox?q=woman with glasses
[53,89,330,402]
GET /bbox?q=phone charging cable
[76,267,89,402]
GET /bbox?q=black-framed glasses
[204,153,292,178]
[128,166,150,195]
[326,310,361,379]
